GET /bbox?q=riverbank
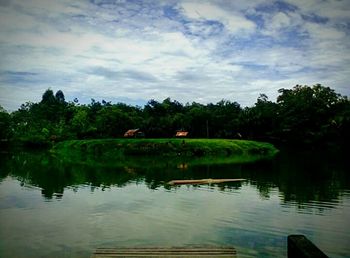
[52,138,278,165]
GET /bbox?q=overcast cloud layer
[0,0,349,110]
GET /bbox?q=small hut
[175,130,189,137]
[124,129,144,138]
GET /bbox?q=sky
[0,0,350,111]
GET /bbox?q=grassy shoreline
[52,138,279,165]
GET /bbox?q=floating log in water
[167,178,246,185]
[92,247,237,257]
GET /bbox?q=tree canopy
[1,85,349,148]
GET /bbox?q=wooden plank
[92,247,236,258]
[167,179,246,185]
[288,235,328,258]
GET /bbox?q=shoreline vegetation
[52,138,279,166]
[1,84,349,150]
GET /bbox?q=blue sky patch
[0,0,349,111]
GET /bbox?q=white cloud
[285,0,350,20]
[0,0,349,111]
[179,1,256,34]
[304,23,346,40]
[270,12,291,29]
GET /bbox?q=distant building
[175,130,189,137]
[124,129,145,138]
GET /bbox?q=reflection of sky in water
[1,177,350,258]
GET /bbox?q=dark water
[0,149,349,257]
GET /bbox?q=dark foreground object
[288,235,328,257]
[92,247,237,257]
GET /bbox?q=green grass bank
[52,138,278,166]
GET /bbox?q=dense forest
[0,84,349,148]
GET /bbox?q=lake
[0,148,349,257]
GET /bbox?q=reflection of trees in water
[1,151,140,199]
[0,151,247,198]
[0,153,11,182]
[1,150,349,206]
[247,150,350,205]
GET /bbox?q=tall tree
[0,105,11,139]
[276,84,344,144]
[55,90,65,103]
[41,89,56,104]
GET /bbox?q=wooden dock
[92,247,237,257]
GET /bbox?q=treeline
[0,84,349,147]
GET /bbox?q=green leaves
[5,84,350,148]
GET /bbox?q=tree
[6,84,349,147]
[0,105,11,139]
[41,89,56,104]
[55,90,65,103]
[187,103,211,138]
[143,98,184,137]
[244,94,279,140]
[71,107,95,139]
[95,106,134,137]
[276,84,344,145]
[207,100,241,138]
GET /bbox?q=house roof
[176,131,188,137]
[124,128,140,137]
[125,129,139,134]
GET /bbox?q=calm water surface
[0,149,349,257]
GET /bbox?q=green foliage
[95,104,140,137]
[143,98,187,137]
[239,94,279,140]
[53,138,278,165]
[276,84,347,145]
[0,105,11,139]
[55,90,65,103]
[4,84,350,148]
[71,107,91,137]
[41,89,56,104]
